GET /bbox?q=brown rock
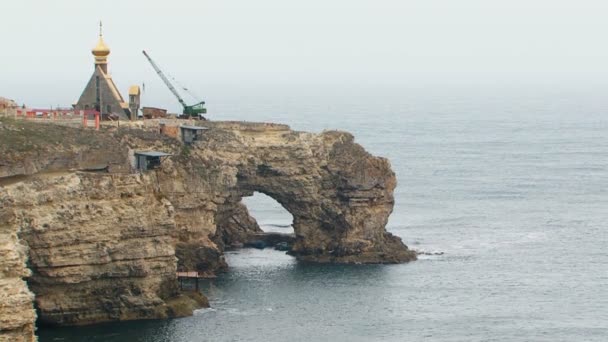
[0,117,415,334]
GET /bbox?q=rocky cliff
[0,117,414,339]
[0,204,36,342]
[187,121,415,263]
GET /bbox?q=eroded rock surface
[1,172,204,327]
[0,117,414,334]
[187,121,416,263]
[0,209,36,342]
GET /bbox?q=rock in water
[244,240,267,249]
[274,242,291,251]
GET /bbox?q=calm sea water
[38,84,608,341]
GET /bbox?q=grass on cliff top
[112,124,179,147]
[0,117,113,153]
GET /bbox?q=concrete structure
[74,23,137,120]
[0,97,18,117]
[134,151,171,171]
[180,125,208,144]
[128,86,141,119]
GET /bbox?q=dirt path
[0,170,72,187]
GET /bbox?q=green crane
[142,50,207,119]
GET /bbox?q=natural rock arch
[193,122,416,263]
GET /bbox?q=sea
[38,83,608,341]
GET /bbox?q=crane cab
[183,101,207,119]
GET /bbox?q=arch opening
[238,192,296,252]
[242,192,294,234]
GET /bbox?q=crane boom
[142,50,207,119]
[142,50,187,108]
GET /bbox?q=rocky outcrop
[1,172,205,326]
[0,208,36,342]
[214,202,263,249]
[0,117,414,332]
[0,97,18,118]
[185,121,416,263]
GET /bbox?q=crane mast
[142,50,186,107]
[142,50,206,118]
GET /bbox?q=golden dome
[92,36,110,57]
[92,22,110,66]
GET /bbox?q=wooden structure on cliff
[177,272,205,291]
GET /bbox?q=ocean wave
[263,223,292,228]
[194,307,217,315]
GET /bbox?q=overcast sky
[1,0,607,109]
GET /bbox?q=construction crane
[142,50,207,119]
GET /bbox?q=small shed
[134,151,172,171]
[142,106,167,119]
[180,125,209,144]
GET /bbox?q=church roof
[98,68,128,108]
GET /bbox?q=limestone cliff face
[214,202,262,249]
[0,207,36,342]
[0,117,414,333]
[0,172,206,327]
[182,121,416,263]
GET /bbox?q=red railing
[14,109,101,130]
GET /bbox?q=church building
[75,24,136,120]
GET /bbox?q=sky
[1,0,607,110]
